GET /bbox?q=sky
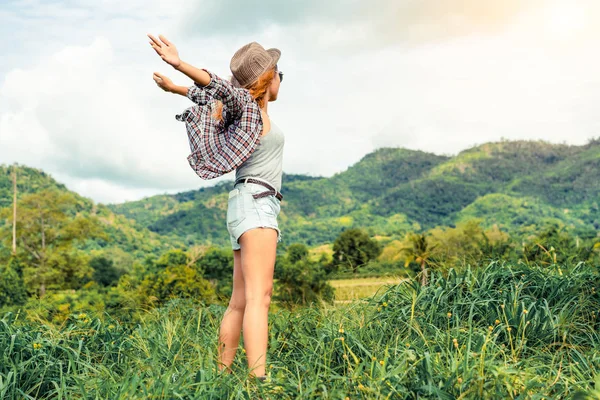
[1,0,599,204]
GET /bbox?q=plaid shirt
[175,70,263,180]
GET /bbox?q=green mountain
[0,165,66,209]
[0,165,183,264]
[3,138,598,253]
[372,140,598,229]
[108,138,600,246]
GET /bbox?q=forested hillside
[108,138,600,247]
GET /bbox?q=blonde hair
[212,68,275,121]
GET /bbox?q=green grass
[1,261,599,399]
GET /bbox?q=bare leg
[217,249,245,373]
[239,227,277,378]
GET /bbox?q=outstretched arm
[152,72,188,96]
[153,72,221,107]
[148,34,211,87]
[147,33,252,117]
[175,61,211,87]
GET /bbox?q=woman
[148,34,284,381]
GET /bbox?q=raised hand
[148,34,181,68]
[153,72,174,92]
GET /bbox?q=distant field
[331,276,408,303]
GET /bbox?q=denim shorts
[227,181,282,250]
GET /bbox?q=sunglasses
[275,65,283,82]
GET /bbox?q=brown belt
[234,178,283,201]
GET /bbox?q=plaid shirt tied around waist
[175,70,263,180]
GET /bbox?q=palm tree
[402,233,437,286]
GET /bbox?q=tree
[476,225,513,262]
[274,244,334,306]
[521,225,595,266]
[286,243,309,264]
[332,228,382,274]
[428,220,484,266]
[154,249,188,270]
[90,256,123,287]
[401,233,437,286]
[0,189,104,298]
[0,258,27,307]
[140,250,216,305]
[197,247,233,281]
[196,247,234,299]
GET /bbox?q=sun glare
[545,0,586,39]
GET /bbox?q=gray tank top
[235,120,285,192]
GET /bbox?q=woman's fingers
[147,34,162,47]
[148,34,179,68]
[153,72,171,88]
[152,73,169,91]
[149,40,162,54]
[150,43,163,56]
[158,34,172,47]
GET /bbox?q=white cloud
[371,2,600,154]
[1,0,599,204]
[0,37,213,199]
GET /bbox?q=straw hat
[230,42,281,88]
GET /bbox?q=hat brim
[267,48,281,69]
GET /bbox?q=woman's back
[235,119,285,192]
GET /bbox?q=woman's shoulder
[269,120,284,136]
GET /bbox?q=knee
[245,287,273,307]
[228,294,246,312]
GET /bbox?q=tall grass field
[1,261,599,399]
